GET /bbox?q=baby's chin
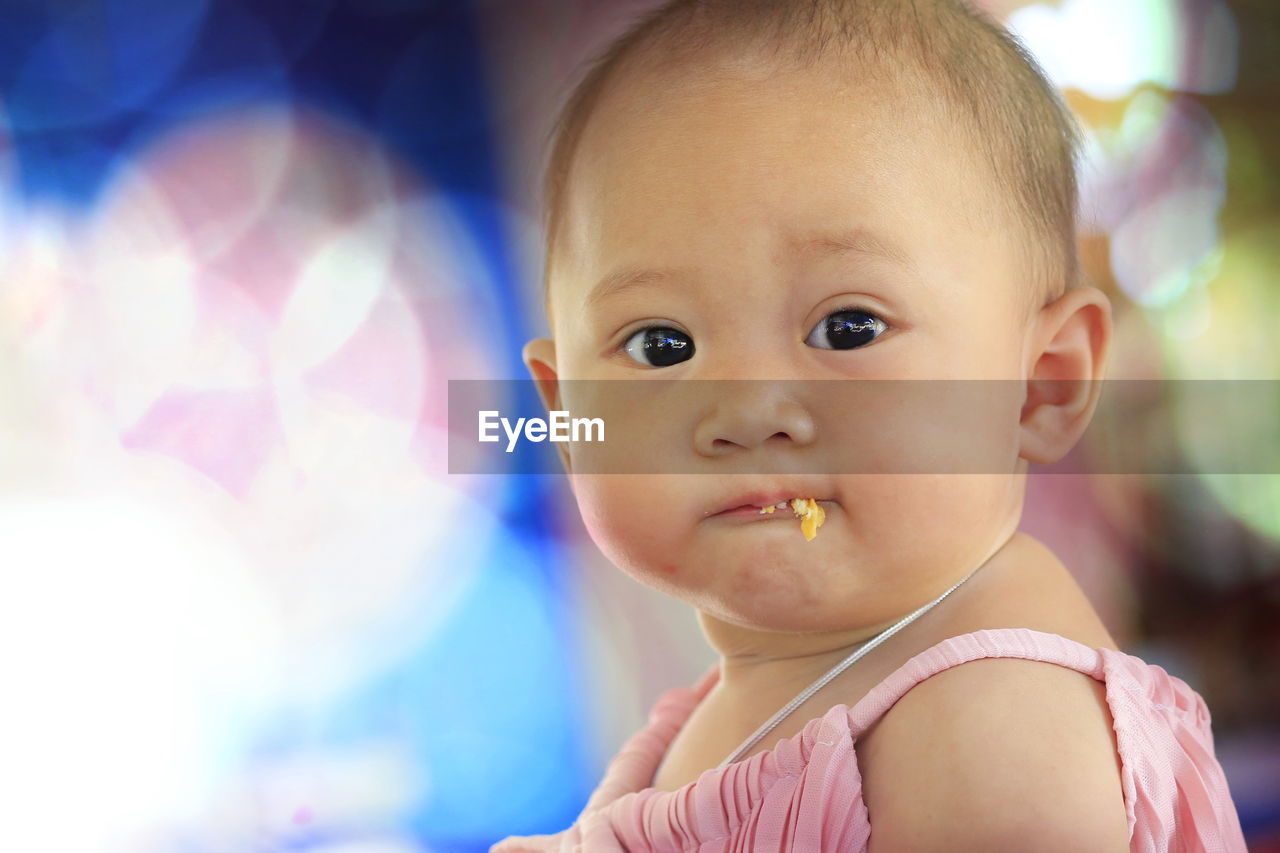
[616,545,868,633]
[693,587,875,635]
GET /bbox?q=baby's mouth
[713,497,830,541]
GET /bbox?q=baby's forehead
[578,53,981,204]
[568,73,997,252]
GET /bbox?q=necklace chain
[717,563,986,768]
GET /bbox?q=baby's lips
[711,490,824,516]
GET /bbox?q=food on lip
[754,498,827,540]
[791,498,826,541]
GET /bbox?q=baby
[494,0,1247,850]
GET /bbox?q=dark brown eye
[806,309,886,350]
[623,327,694,367]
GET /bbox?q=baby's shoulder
[855,654,1130,852]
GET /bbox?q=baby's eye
[623,326,695,367]
[805,308,887,350]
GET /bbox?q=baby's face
[533,63,1040,632]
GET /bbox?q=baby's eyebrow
[586,266,682,310]
[586,226,917,308]
[792,226,915,270]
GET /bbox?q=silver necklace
[718,562,985,767]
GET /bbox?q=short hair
[537,0,1084,324]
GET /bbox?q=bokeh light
[1008,0,1238,99]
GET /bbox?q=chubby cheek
[571,474,690,586]
[852,474,1014,576]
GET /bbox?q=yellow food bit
[789,498,826,541]
[758,505,776,514]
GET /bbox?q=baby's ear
[522,337,560,413]
[522,337,573,475]
[1018,285,1112,465]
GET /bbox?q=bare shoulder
[858,656,1130,853]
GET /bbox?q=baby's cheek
[572,476,684,577]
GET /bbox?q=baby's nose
[692,382,816,456]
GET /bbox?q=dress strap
[845,627,1107,739]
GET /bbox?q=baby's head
[523,0,1111,636]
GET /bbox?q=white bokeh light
[1008,0,1237,99]
[0,494,279,850]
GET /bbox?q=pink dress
[491,628,1248,853]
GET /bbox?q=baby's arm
[858,658,1129,852]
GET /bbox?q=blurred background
[0,0,1276,850]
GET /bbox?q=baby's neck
[706,618,902,701]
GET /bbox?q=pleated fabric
[491,628,1247,853]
